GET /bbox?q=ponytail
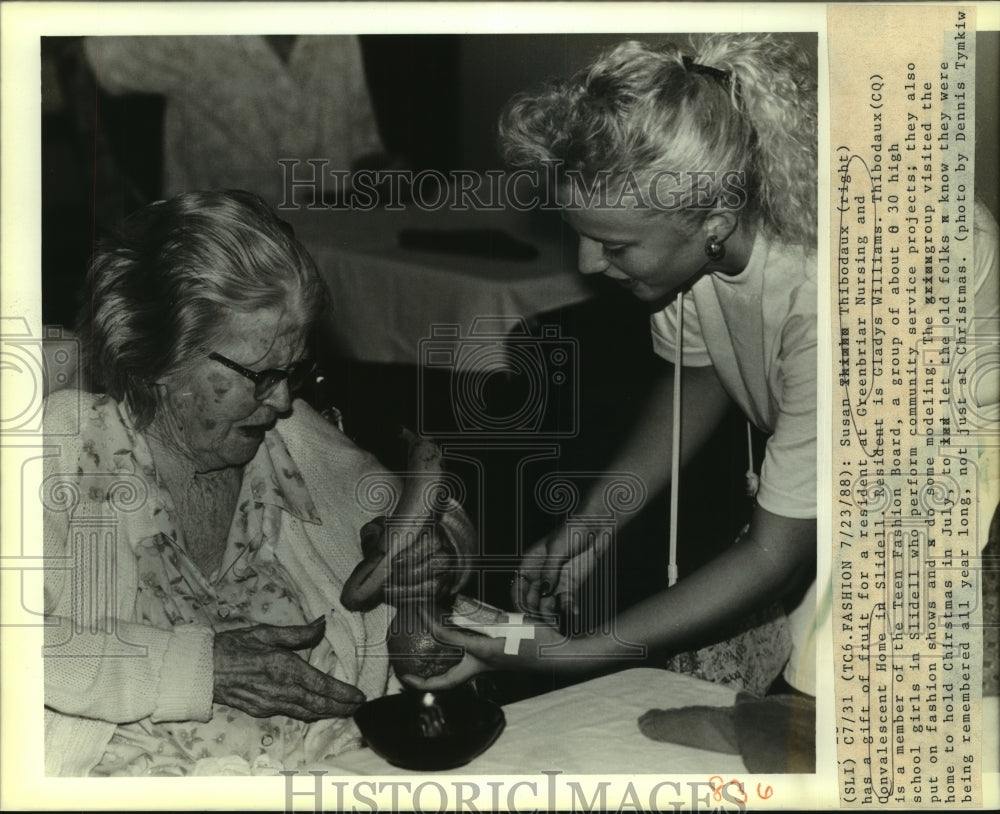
[499,34,817,248]
[693,33,817,245]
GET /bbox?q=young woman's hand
[512,523,611,617]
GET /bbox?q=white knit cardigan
[42,391,394,775]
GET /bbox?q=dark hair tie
[682,55,732,82]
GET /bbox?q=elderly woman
[43,190,393,776]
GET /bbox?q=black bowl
[354,685,506,771]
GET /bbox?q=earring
[705,235,726,261]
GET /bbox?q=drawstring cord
[745,421,760,498]
[668,292,683,587]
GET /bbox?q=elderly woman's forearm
[43,618,214,724]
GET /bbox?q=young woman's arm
[517,361,733,614]
[406,505,815,689]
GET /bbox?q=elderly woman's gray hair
[76,189,328,429]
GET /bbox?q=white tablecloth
[324,667,747,775]
[282,206,597,367]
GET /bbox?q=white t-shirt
[651,231,818,693]
[652,232,818,518]
[650,202,1000,695]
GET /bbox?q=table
[325,667,747,775]
[282,205,599,367]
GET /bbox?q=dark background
[40,31,999,326]
[41,33,827,325]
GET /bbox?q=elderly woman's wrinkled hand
[212,617,366,721]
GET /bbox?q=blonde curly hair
[499,34,817,247]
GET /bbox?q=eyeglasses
[208,352,313,401]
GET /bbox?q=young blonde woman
[409,34,820,699]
